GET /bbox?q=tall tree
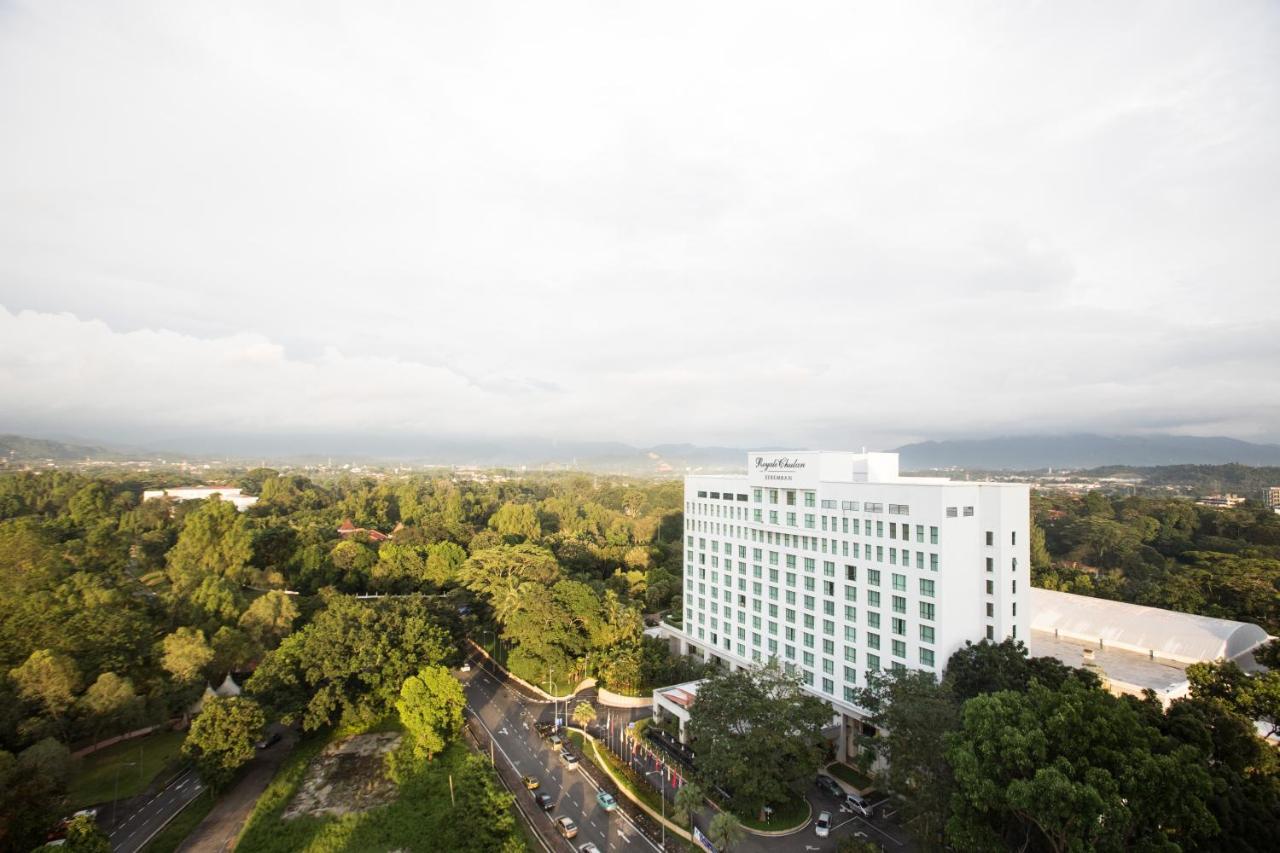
[238,590,300,648]
[183,696,265,790]
[395,666,466,761]
[9,649,81,720]
[708,811,745,852]
[687,665,831,818]
[161,627,215,685]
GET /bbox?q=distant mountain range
[3,431,1280,472]
[893,434,1280,470]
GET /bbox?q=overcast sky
[2,1,1278,453]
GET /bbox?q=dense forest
[0,467,688,849]
[1032,491,1280,633]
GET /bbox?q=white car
[815,810,831,838]
[460,662,472,672]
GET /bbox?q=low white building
[1029,587,1270,706]
[142,486,258,511]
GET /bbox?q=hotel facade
[675,451,1029,757]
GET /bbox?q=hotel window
[919,625,935,644]
[803,651,814,666]
[867,611,881,629]
[985,530,994,546]
[769,511,778,524]
[753,488,762,503]
[868,590,881,607]
[786,490,796,506]
[824,561,835,576]
[1012,531,1017,545]
[867,654,880,672]
[822,657,834,674]
[786,512,797,526]
[986,557,994,573]
[892,573,906,592]
[753,509,762,522]
[822,677,834,694]
[867,632,880,650]
[915,525,924,543]
[769,489,778,504]
[920,648,935,667]
[930,554,939,572]
[844,624,856,641]
[963,506,974,517]
[891,617,906,636]
[868,569,881,586]
[889,522,897,538]
[876,521,884,537]
[919,602,935,620]
[844,646,857,662]
[985,602,994,617]
[945,506,957,518]
[804,595,815,610]
[804,557,815,572]
[804,576,815,592]
[804,491,816,507]
[891,640,906,658]
[875,546,884,562]
[805,514,815,529]
[1012,579,1018,594]
[844,686,857,702]
[844,666,857,683]
[845,565,857,581]
[919,579,934,597]
[803,632,814,648]
[986,580,994,594]
[823,619,834,636]
[823,581,835,596]
[892,596,906,614]
[844,585,857,602]
[930,526,939,544]
[1012,602,1018,617]
[916,552,925,570]
[985,626,994,640]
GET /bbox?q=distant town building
[141,486,258,511]
[1266,486,1280,509]
[1029,587,1269,706]
[1195,494,1247,508]
[336,519,391,542]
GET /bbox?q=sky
[2,0,1278,454]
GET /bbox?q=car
[548,733,564,748]
[578,845,601,853]
[534,793,554,811]
[843,792,874,818]
[535,721,556,738]
[816,774,844,799]
[595,791,617,811]
[255,732,282,750]
[521,775,540,790]
[815,810,832,837]
[559,749,579,769]
[555,816,579,839]
[460,662,471,672]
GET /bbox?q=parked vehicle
[521,775,540,790]
[816,774,844,799]
[548,733,564,748]
[815,810,832,838]
[555,816,579,839]
[535,793,554,811]
[596,791,617,811]
[256,732,283,750]
[578,845,601,853]
[843,792,874,818]
[460,662,471,672]
[535,721,556,738]
[559,749,579,770]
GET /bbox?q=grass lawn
[739,794,810,831]
[141,788,217,853]
[69,729,187,810]
[236,731,529,853]
[828,761,876,792]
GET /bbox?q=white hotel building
[675,451,1029,756]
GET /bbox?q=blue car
[596,791,617,811]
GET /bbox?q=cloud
[1,1,1278,449]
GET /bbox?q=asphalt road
[462,661,662,852]
[107,766,206,853]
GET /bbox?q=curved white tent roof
[1030,587,1269,664]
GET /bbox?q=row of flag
[605,711,687,790]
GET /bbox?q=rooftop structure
[142,486,258,511]
[1195,494,1247,508]
[337,519,391,542]
[1029,587,1270,705]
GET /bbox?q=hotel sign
[748,452,820,486]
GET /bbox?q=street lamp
[112,760,138,826]
[646,768,666,850]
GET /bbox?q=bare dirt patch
[283,732,403,819]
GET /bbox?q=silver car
[815,810,831,837]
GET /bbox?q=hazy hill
[894,434,1280,470]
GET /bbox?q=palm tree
[709,811,745,852]
[572,701,597,728]
[672,781,705,827]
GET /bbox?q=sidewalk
[174,727,296,853]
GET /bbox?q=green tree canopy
[686,664,831,817]
[395,665,466,761]
[161,627,215,685]
[183,695,265,790]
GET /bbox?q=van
[843,792,873,818]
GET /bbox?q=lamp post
[112,760,137,826]
[646,768,666,850]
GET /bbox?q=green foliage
[236,737,526,853]
[0,740,71,852]
[708,810,745,851]
[160,627,214,685]
[238,590,300,649]
[687,664,831,816]
[946,679,1216,852]
[1187,660,1280,739]
[395,666,465,761]
[183,696,265,790]
[165,497,254,622]
[63,812,112,852]
[10,648,81,720]
[672,780,704,827]
[246,595,449,731]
